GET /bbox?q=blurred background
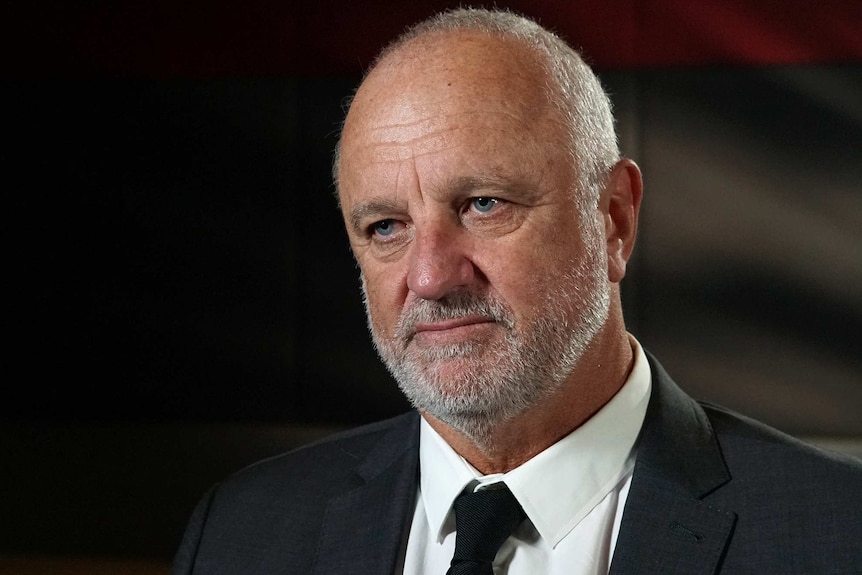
[2,0,860,572]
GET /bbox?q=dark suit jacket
[174,355,862,574]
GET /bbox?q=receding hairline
[368,27,550,83]
[363,10,570,119]
[349,28,565,135]
[371,7,564,70]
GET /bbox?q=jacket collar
[311,412,421,575]
[610,353,736,575]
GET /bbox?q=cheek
[361,265,407,336]
[481,234,589,312]
[478,248,544,313]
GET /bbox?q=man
[175,8,861,574]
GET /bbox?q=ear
[600,159,643,283]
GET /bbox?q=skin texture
[337,30,643,473]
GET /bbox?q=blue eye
[372,219,396,237]
[471,197,498,213]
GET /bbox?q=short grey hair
[333,7,620,211]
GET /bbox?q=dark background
[1,0,860,571]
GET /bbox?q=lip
[413,315,495,335]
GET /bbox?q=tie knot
[447,484,526,575]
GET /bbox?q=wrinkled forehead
[341,31,559,147]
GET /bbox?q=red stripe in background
[2,0,860,78]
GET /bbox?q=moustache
[394,291,514,340]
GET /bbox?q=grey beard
[361,252,609,450]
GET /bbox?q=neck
[424,308,634,475]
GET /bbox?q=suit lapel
[312,413,420,575]
[609,354,736,575]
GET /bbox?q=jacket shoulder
[173,411,419,575]
[701,401,862,482]
[217,410,418,499]
[698,402,862,572]
[638,352,862,573]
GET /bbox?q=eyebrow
[446,175,541,202]
[447,175,510,194]
[348,198,404,234]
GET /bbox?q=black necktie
[446,485,526,575]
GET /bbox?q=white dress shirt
[401,336,651,575]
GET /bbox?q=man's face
[337,33,611,438]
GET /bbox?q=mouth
[411,315,496,343]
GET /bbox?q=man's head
[334,8,641,447]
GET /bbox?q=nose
[407,225,476,300]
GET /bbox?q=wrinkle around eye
[366,219,412,255]
[460,197,525,237]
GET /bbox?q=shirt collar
[418,334,652,548]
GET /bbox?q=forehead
[338,31,568,187]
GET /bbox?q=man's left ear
[601,158,643,283]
